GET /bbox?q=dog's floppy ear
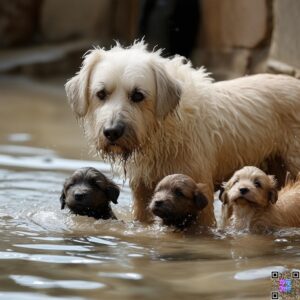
[105,183,120,204]
[268,175,278,204]
[152,61,181,119]
[65,49,102,117]
[268,188,278,204]
[60,189,66,210]
[219,183,229,204]
[194,192,208,210]
[194,183,208,210]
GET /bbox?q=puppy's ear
[194,183,208,210]
[152,61,181,119]
[60,189,66,210]
[65,49,102,117]
[105,184,120,204]
[268,188,278,204]
[267,175,278,204]
[219,183,229,204]
[194,192,208,210]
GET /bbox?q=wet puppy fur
[149,174,208,230]
[60,167,120,219]
[219,166,300,232]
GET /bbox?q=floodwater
[0,75,300,300]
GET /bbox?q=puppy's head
[60,167,119,219]
[149,174,208,228]
[219,166,278,209]
[65,42,181,159]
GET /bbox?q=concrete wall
[268,0,300,77]
[0,0,299,80]
[195,0,300,80]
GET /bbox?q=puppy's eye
[96,89,107,101]
[254,179,262,188]
[130,89,145,103]
[174,188,184,197]
[91,180,103,190]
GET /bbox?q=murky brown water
[1,75,300,300]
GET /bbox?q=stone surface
[0,0,41,47]
[269,0,300,71]
[40,0,112,42]
[112,0,139,44]
[192,48,250,80]
[201,0,268,49]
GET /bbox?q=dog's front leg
[131,181,155,224]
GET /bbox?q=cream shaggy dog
[219,166,300,232]
[65,42,300,227]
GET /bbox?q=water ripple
[234,266,287,280]
[14,244,92,252]
[0,251,101,264]
[11,275,105,290]
[98,272,143,280]
[0,292,83,300]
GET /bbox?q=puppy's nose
[103,124,125,142]
[239,188,249,195]
[154,200,164,207]
[74,192,87,202]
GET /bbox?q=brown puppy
[220,166,300,232]
[149,174,208,230]
[60,167,120,219]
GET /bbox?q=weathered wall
[0,0,299,80]
[268,0,300,77]
[193,0,272,79]
[40,0,112,42]
[201,0,269,49]
[0,0,41,47]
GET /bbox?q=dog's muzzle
[103,122,125,143]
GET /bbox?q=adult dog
[219,166,300,232]
[65,42,300,226]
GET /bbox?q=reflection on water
[1,76,300,300]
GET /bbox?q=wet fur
[65,41,300,227]
[60,167,119,219]
[220,166,300,233]
[149,174,208,230]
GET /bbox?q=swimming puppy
[149,174,208,230]
[60,167,120,219]
[220,166,300,232]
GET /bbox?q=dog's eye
[174,188,184,197]
[96,89,107,101]
[130,89,145,103]
[254,179,262,188]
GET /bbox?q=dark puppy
[60,167,120,219]
[149,174,208,230]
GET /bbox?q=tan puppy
[149,174,208,230]
[220,166,300,232]
[65,41,300,226]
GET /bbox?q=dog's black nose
[154,200,164,207]
[239,188,249,195]
[74,192,86,202]
[103,124,125,142]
